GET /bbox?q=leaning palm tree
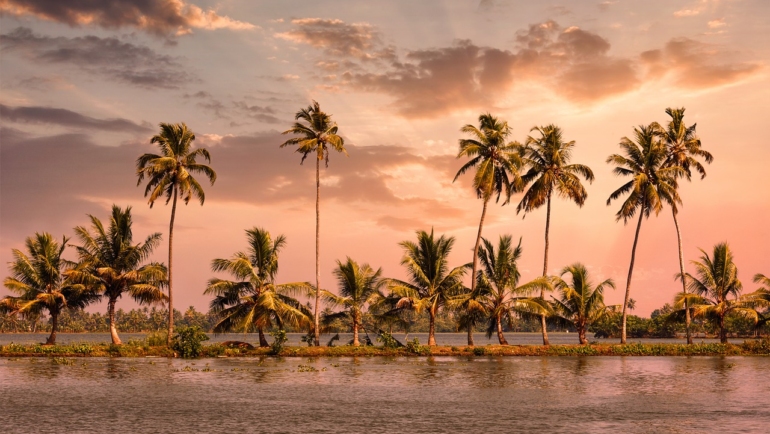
[551,263,616,345]
[136,122,216,345]
[677,243,770,343]
[69,205,167,344]
[0,233,98,344]
[204,227,311,347]
[517,124,594,345]
[606,124,682,343]
[281,101,347,346]
[654,107,714,344]
[388,229,467,346]
[321,258,387,346]
[473,235,551,345]
[453,113,524,345]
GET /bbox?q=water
[1,356,768,433]
[0,332,724,346]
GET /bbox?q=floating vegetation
[297,364,318,372]
[51,357,74,365]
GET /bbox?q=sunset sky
[1,0,768,317]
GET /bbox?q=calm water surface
[1,356,767,433]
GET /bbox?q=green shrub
[171,326,210,358]
[145,331,168,347]
[472,347,487,356]
[71,343,94,355]
[270,329,288,355]
[377,331,401,349]
[204,344,225,357]
[405,338,430,355]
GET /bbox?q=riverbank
[3,340,770,358]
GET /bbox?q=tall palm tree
[551,263,616,345]
[388,229,467,346]
[517,124,594,345]
[474,235,551,344]
[654,107,714,344]
[136,122,216,345]
[454,113,524,345]
[677,243,770,343]
[69,205,167,344]
[0,233,98,344]
[281,101,346,346]
[204,228,311,347]
[607,124,682,343]
[321,257,387,346]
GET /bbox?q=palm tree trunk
[314,157,321,347]
[167,186,178,347]
[540,194,552,346]
[46,311,58,345]
[258,327,269,347]
[497,312,508,345]
[108,298,122,345]
[621,210,645,344]
[578,320,587,345]
[467,321,475,346]
[672,209,692,344]
[428,306,437,346]
[719,314,727,343]
[353,312,360,347]
[468,197,490,346]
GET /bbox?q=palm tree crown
[280,100,347,166]
[679,243,769,343]
[69,205,167,344]
[1,233,97,344]
[322,257,387,346]
[657,107,713,180]
[388,229,467,346]
[551,263,615,345]
[205,228,310,347]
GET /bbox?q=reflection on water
[1,356,768,433]
[0,332,729,346]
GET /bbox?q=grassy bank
[2,340,770,358]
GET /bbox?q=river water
[1,355,767,433]
[0,332,724,346]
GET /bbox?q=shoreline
[3,341,769,358]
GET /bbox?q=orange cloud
[0,0,255,37]
[275,18,394,61]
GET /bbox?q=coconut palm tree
[654,107,714,344]
[69,205,168,344]
[678,243,770,343]
[281,101,346,346]
[204,227,311,347]
[0,233,98,344]
[321,257,387,346]
[454,113,524,345]
[551,263,616,345]
[517,124,594,345]
[388,229,467,346]
[473,235,552,344]
[606,124,682,343]
[136,122,216,345]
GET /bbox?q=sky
[1,0,768,317]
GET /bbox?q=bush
[145,331,168,347]
[405,338,430,355]
[377,331,401,349]
[71,343,94,355]
[472,347,487,356]
[270,329,288,355]
[204,344,225,357]
[171,326,210,358]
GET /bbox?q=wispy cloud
[0,104,151,133]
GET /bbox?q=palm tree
[0,233,98,344]
[388,229,467,346]
[281,101,346,346]
[517,124,594,345]
[473,235,552,344]
[454,113,524,345]
[678,243,770,343]
[321,257,387,346]
[551,263,616,345]
[204,227,311,347]
[136,122,216,345]
[69,205,167,344]
[606,124,682,343]
[654,107,714,344]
